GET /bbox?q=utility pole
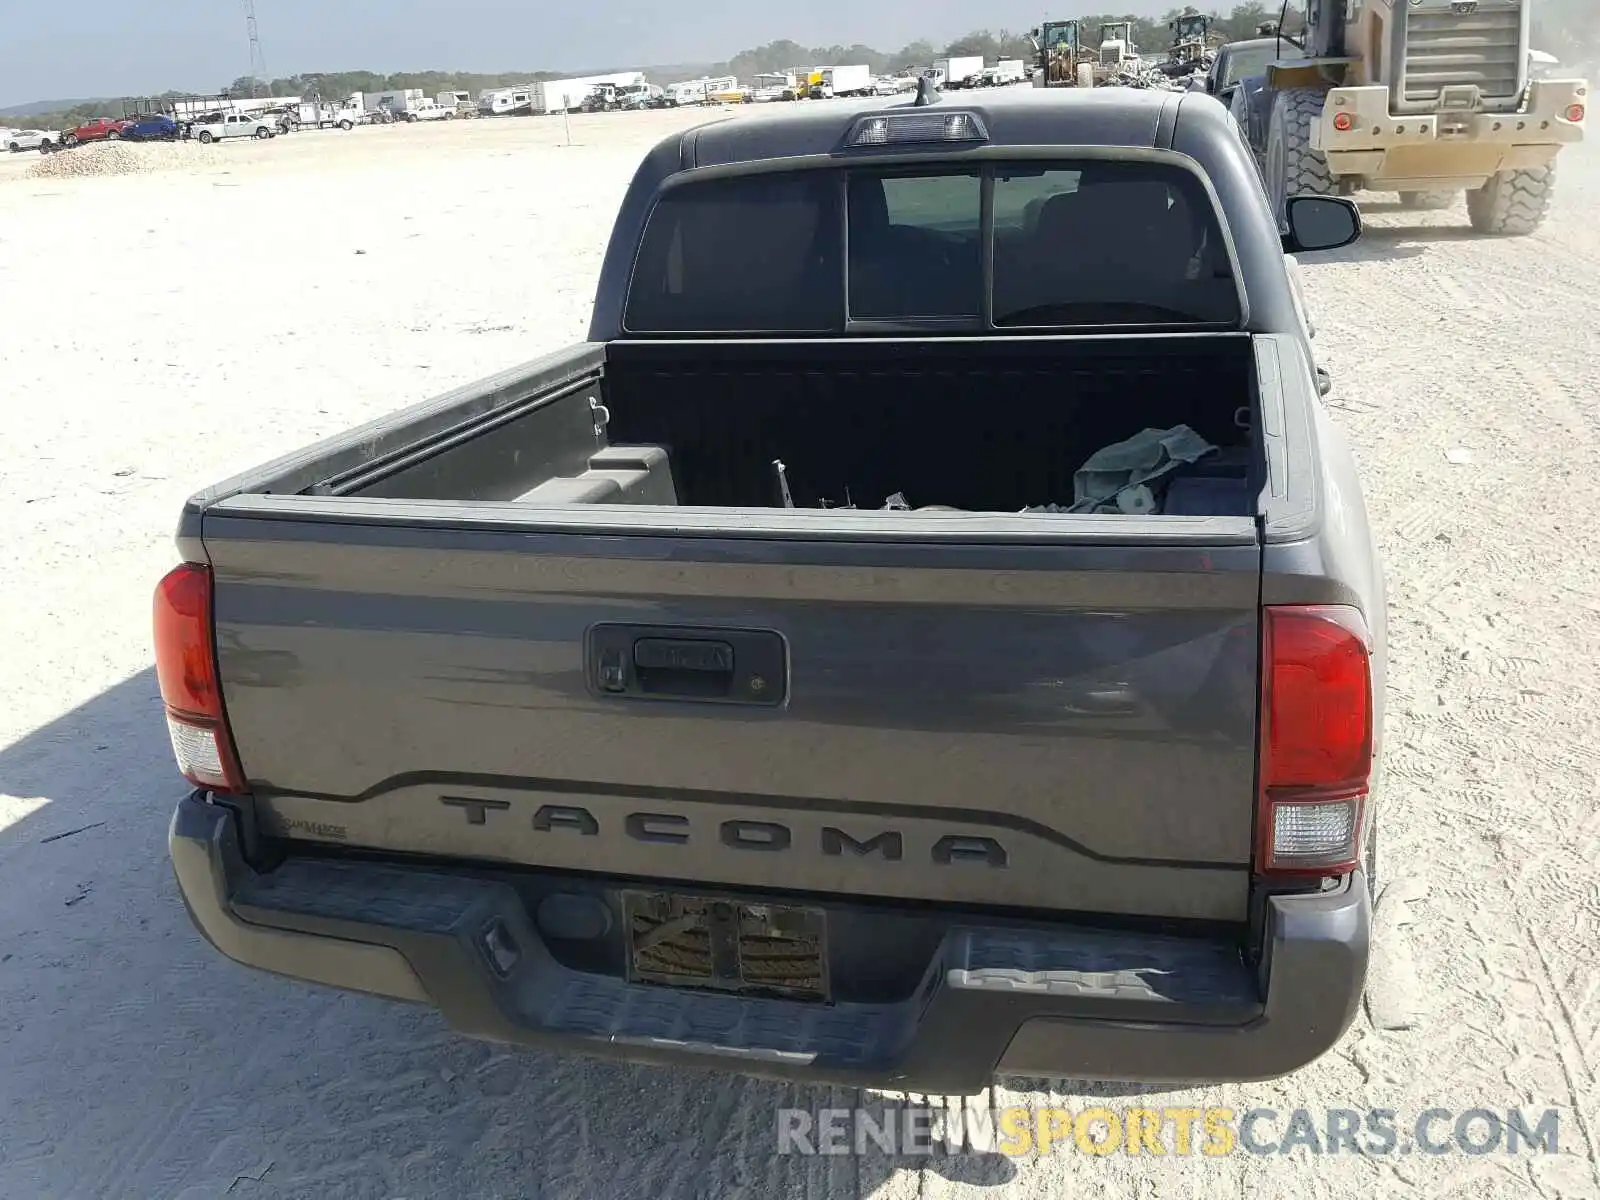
[244,0,268,97]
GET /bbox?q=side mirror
[1282,195,1362,253]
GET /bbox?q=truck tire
[1398,190,1456,210]
[7,142,17,153]
[339,119,354,131]
[255,127,271,139]
[1265,86,1336,224]
[1466,164,1556,236]
[197,131,214,144]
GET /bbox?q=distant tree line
[11,0,1595,132]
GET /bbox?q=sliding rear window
[622,159,1241,334]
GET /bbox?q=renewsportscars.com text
[776,1106,1563,1158]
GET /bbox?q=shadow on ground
[0,670,1214,1197]
[1314,203,1495,263]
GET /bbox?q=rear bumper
[170,792,1370,1094]
[1314,80,1587,187]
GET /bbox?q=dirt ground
[0,110,1596,1200]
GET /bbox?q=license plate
[622,891,830,1002]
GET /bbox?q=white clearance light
[850,112,989,147]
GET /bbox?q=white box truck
[936,56,985,89]
[820,64,873,97]
[535,72,648,114]
[992,59,1026,85]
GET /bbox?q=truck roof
[675,87,1185,169]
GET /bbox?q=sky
[0,0,1180,108]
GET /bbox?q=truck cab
[63,116,128,145]
[188,112,275,143]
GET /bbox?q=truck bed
[187,333,1275,926]
[346,335,1258,514]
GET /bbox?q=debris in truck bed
[771,459,796,508]
[1024,424,1219,515]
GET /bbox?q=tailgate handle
[588,624,787,707]
[634,638,735,675]
[633,638,735,699]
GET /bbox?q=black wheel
[106,130,120,140]
[1467,164,1556,236]
[1265,86,1336,225]
[197,131,214,144]
[340,119,354,131]
[7,142,17,153]
[255,127,271,139]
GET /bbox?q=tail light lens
[1256,604,1372,877]
[1332,111,1354,132]
[1565,104,1585,124]
[153,562,246,793]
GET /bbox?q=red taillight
[1332,111,1354,132]
[1565,104,1586,124]
[153,562,245,793]
[1256,604,1372,877]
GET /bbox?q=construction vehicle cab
[1242,0,1587,235]
[1030,21,1095,89]
[1166,10,1212,75]
[1098,22,1137,69]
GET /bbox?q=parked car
[5,128,60,153]
[189,112,276,144]
[121,113,179,142]
[400,99,454,122]
[62,116,129,146]
[162,88,1382,1097]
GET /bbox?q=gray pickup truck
[160,85,1386,1095]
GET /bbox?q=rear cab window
[623,158,1243,334]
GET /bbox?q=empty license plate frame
[622,890,831,1003]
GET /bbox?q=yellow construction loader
[1029,20,1096,89]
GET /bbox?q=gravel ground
[1,111,1597,1200]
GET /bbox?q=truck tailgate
[204,505,1261,922]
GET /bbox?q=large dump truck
[1239,0,1586,235]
